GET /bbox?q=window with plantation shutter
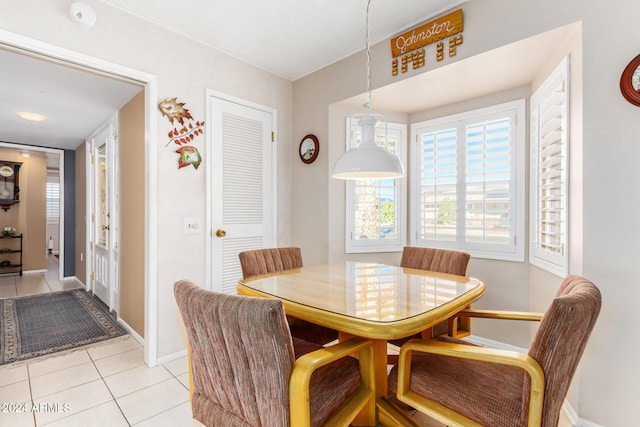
[345,119,407,253]
[47,172,60,222]
[411,100,525,261]
[465,117,513,248]
[418,126,458,242]
[530,57,569,276]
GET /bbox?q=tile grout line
[30,349,95,426]
[31,346,137,426]
[27,359,38,427]
[87,344,134,426]
[121,361,191,425]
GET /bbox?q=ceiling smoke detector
[69,2,97,28]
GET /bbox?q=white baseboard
[465,334,528,353]
[64,276,85,287]
[562,400,580,426]
[156,349,188,366]
[117,318,144,345]
[580,418,604,427]
[467,335,600,427]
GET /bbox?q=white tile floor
[0,256,202,426]
[0,256,574,426]
[0,255,83,299]
[0,337,202,426]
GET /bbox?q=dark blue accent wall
[64,149,75,277]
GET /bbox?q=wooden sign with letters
[390,9,464,75]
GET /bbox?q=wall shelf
[0,200,19,211]
[0,233,23,276]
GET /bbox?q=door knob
[215,229,226,238]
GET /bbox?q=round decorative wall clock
[299,134,319,164]
[0,165,14,178]
[620,53,640,107]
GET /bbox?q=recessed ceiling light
[17,112,47,122]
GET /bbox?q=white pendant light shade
[332,114,405,180]
[332,0,405,180]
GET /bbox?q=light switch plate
[183,217,201,235]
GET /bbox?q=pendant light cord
[332,0,404,179]
[365,0,372,110]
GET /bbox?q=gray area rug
[0,290,126,365]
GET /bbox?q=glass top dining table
[237,261,485,341]
[238,261,485,426]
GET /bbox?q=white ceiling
[98,0,469,81]
[0,0,572,156]
[0,48,142,151]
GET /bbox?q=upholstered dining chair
[238,247,304,279]
[387,246,471,364]
[174,280,375,427]
[400,246,471,277]
[239,247,339,345]
[399,246,472,338]
[385,275,601,427]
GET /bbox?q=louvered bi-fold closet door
[209,96,275,293]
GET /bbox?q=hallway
[0,255,83,299]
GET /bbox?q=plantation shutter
[418,126,458,244]
[530,57,569,276]
[411,99,525,261]
[464,114,515,250]
[47,172,60,221]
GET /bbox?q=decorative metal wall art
[158,97,205,169]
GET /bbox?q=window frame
[344,119,407,253]
[409,99,526,261]
[46,171,60,223]
[529,57,569,276]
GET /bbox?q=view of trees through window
[353,133,399,241]
[346,119,407,253]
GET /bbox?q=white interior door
[209,94,276,293]
[88,116,120,311]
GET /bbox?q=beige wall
[74,143,86,285]
[0,149,46,272]
[119,91,145,337]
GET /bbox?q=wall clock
[620,53,640,107]
[0,166,13,178]
[299,134,319,164]
[0,161,21,211]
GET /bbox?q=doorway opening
[0,30,160,366]
[0,144,64,279]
